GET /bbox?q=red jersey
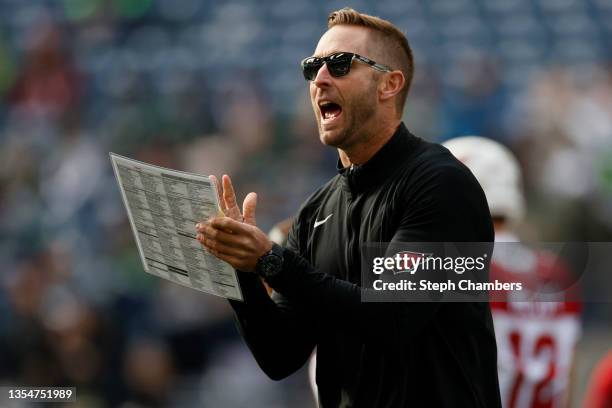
[490,238,582,408]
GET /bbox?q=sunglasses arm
[353,55,392,73]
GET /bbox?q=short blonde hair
[327,8,414,114]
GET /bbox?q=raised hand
[210,174,258,226]
[196,174,272,272]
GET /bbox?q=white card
[110,153,243,301]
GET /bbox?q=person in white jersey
[443,136,582,408]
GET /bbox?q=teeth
[319,100,340,121]
[324,111,337,120]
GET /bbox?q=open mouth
[319,101,343,121]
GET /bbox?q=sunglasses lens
[302,58,323,81]
[301,53,354,81]
[327,54,352,77]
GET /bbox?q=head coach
[196,7,501,408]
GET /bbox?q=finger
[198,231,252,263]
[222,175,242,220]
[209,175,226,215]
[243,192,257,226]
[210,216,250,234]
[200,235,249,259]
[199,224,252,250]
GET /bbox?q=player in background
[443,136,582,408]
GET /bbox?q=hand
[196,175,272,272]
[197,217,273,272]
[210,174,252,222]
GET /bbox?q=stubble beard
[318,85,378,152]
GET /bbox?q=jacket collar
[337,122,419,195]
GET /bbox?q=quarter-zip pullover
[230,123,502,407]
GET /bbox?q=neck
[338,118,401,167]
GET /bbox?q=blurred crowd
[1,0,611,406]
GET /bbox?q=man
[443,136,582,408]
[196,8,501,407]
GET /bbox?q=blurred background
[0,0,611,406]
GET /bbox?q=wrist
[255,243,284,280]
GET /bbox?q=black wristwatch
[255,243,284,280]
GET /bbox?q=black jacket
[230,123,501,407]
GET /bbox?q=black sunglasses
[301,51,392,81]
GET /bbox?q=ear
[378,71,405,103]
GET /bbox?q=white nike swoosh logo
[314,213,333,229]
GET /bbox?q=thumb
[243,192,257,226]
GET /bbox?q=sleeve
[263,164,493,343]
[227,217,317,381]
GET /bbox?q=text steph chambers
[372,279,523,292]
[369,252,523,294]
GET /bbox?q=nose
[312,62,333,88]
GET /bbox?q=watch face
[260,253,283,277]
